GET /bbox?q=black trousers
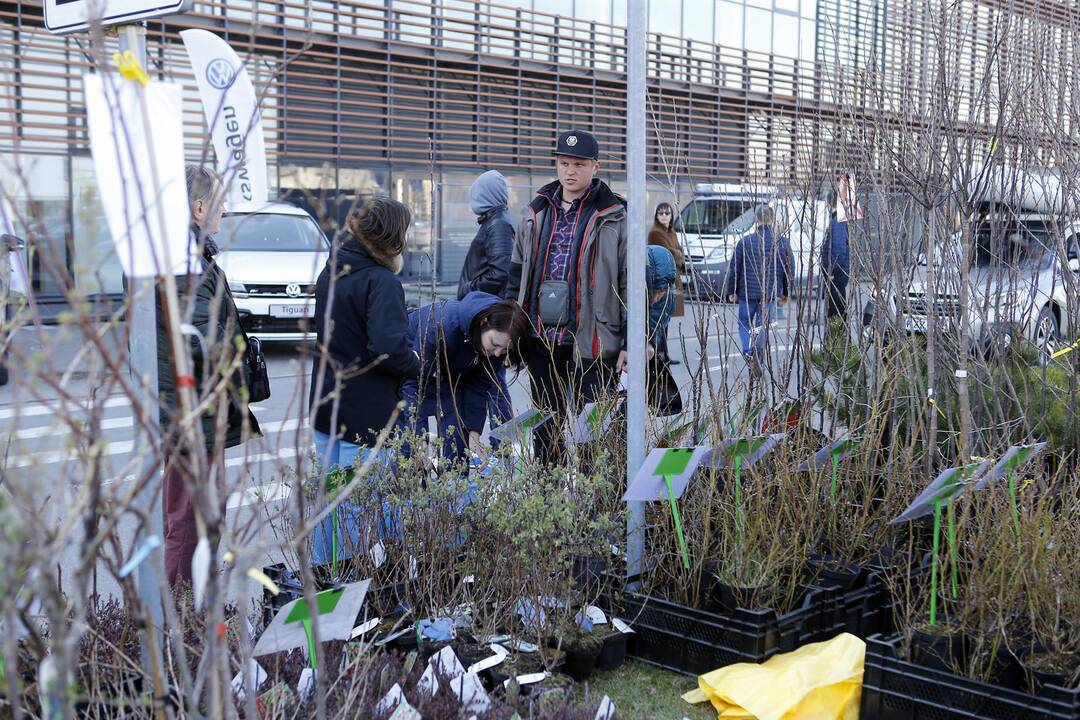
[527,344,618,466]
[825,264,849,321]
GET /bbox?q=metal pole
[119,22,167,688]
[625,0,647,588]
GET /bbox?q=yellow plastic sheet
[682,632,865,720]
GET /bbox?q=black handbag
[647,358,683,416]
[244,335,271,403]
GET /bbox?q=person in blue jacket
[402,292,531,463]
[646,244,677,360]
[725,206,794,373]
[821,191,851,321]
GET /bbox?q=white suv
[215,201,330,342]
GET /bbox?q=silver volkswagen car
[895,207,1080,364]
[215,201,330,342]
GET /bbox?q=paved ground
[0,284,850,605]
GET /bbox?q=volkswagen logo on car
[286,283,302,298]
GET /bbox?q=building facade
[10,0,1061,305]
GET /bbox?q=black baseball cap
[554,129,599,160]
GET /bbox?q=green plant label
[286,587,345,624]
[722,437,767,459]
[519,411,545,432]
[654,448,694,477]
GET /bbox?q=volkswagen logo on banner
[286,283,302,298]
[206,58,235,90]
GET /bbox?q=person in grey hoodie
[458,170,516,443]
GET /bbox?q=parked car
[890,205,1079,364]
[215,201,330,342]
[678,184,827,299]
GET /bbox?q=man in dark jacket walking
[458,170,515,442]
[725,206,794,375]
[158,165,262,589]
[505,129,631,465]
[822,194,851,321]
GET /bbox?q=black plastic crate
[604,585,842,676]
[861,634,1080,720]
[831,572,894,640]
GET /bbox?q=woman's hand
[468,431,488,461]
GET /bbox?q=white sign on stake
[83,73,193,278]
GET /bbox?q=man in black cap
[505,129,631,465]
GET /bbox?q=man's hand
[616,350,629,373]
[778,296,788,306]
[647,343,656,361]
[728,294,738,303]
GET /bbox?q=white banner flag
[83,73,191,278]
[181,29,268,206]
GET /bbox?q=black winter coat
[310,241,421,447]
[457,207,514,300]
[156,245,262,453]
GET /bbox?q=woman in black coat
[308,196,420,565]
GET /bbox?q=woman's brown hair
[345,196,411,256]
[471,299,532,369]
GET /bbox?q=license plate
[269,303,314,318]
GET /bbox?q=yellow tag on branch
[113,50,149,86]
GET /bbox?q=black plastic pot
[911,624,969,672]
[1022,648,1077,693]
[713,582,769,613]
[806,553,863,591]
[595,629,627,670]
[562,641,603,681]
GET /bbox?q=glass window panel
[745,7,772,53]
[1,154,71,298]
[575,0,611,23]
[774,13,798,57]
[70,156,123,295]
[803,0,816,20]
[682,0,714,42]
[715,2,743,48]
[800,18,815,60]
[393,169,435,279]
[649,0,681,36]
[775,0,799,13]
[612,0,627,26]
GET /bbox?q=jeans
[311,429,395,567]
[737,300,776,361]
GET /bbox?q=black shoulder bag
[220,267,271,403]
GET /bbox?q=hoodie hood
[469,170,509,216]
[452,291,502,338]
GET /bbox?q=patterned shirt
[541,189,589,343]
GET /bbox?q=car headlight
[229,281,248,296]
